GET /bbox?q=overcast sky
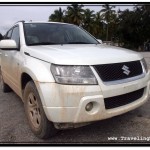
[0,4,134,35]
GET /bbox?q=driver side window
[4,29,13,39]
[11,26,20,48]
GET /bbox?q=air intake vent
[104,88,144,109]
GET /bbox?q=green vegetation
[49,4,150,51]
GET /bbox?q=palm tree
[117,8,143,49]
[66,4,84,25]
[49,7,65,22]
[101,4,116,41]
[82,9,95,34]
[93,11,103,38]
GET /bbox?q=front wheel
[23,81,57,139]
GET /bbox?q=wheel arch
[21,72,33,91]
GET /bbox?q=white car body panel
[24,44,143,65]
[0,21,150,127]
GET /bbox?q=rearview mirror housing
[0,39,18,50]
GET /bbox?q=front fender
[19,57,55,105]
[21,56,55,83]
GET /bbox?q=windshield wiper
[67,42,94,44]
[28,41,96,45]
[28,42,59,46]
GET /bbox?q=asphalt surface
[0,52,150,144]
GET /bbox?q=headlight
[51,64,98,85]
[141,58,148,73]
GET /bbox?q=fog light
[85,102,93,112]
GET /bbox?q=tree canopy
[49,4,150,51]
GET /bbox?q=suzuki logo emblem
[122,65,130,75]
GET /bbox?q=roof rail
[14,20,25,25]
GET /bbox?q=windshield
[24,23,99,45]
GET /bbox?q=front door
[1,26,20,92]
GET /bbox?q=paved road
[0,52,150,144]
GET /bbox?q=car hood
[24,44,143,65]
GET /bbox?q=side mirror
[97,39,103,44]
[0,39,18,50]
[0,33,3,41]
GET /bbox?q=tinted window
[11,26,20,48]
[5,29,13,39]
[24,23,98,46]
[0,33,3,40]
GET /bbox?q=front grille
[94,61,143,82]
[104,88,144,109]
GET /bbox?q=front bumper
[35,71,150,124]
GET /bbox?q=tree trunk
[106,23,109,41]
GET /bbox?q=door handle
[4,54,8,57]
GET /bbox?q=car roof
[18,21,73,26]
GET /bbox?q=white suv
[0,21,150,139]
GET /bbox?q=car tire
[1,75,12,93]
[23,81,58,139]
